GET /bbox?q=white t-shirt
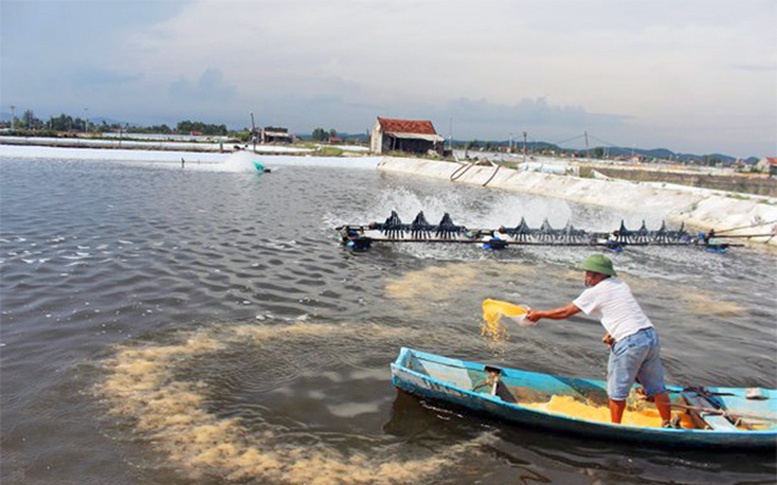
[573,278,653,342]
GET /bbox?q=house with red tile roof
[756,156,777,177]
[370,117,445,155]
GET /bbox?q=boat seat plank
[416,360,473,391]
[683,392,739,431]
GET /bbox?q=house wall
[370,121,383,154]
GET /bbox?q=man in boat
[703,228,716,245]
[481,226,510,250]
[525,254,675,427]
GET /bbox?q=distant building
[755,157,777,177]
[370,117,444,155]
[261,126,293,144]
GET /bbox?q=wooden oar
[664,386,734,397]
[668,402,777,424]
[712,218,777,235]
[712,233,775,239]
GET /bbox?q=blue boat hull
[391,348,777,449]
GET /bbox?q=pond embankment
[586,166,777,197]
[378,157,777,247]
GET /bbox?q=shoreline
[1,138,774,247]
[0,135,315,155]
[377,156,777,247]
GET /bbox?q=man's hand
[526,310,541,323]
[602,332,614,348]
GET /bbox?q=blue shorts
[607,327,666,401]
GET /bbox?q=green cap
[580,254,617,276]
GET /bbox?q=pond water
[1,153,775,484]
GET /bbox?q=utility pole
[84,107,88,133]
[522,131,528,164]
[9,105,15,130]
[448,116,453,152]
[250,112,257,152]
[584,131,590,160]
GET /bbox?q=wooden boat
[391,347,777,448]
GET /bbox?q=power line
[552,133,587,146]
[588,134,621,148]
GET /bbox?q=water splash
[217,151,261,173]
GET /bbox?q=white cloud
[2,0,775,156]
[168,68,236,104]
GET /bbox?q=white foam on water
[478,193,572,229]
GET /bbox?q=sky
[1,0,775,158]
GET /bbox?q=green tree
[22,110,44,130]
[175,120,226,136]
[312,128,328,141]
[49,113,74,131]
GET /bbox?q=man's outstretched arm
[526,303,581,323]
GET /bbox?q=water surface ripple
[1,157,775,484]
